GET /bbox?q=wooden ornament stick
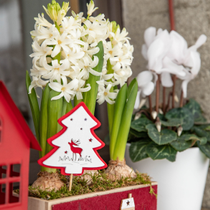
[69,174,73,191]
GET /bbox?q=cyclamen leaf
[146,124,177,145]
[170,134,207,151]
[131,117,153,132]
[192,126,210,141]
[129,129,148,138]
[146,143,177,162]
[184,99,206,123]
[165,107,194,130]
[170,140,192,152]
[160,118,181,127]
[129,140,150,162]
[197,141,210,158]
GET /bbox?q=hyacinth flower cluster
[26,0,138,172]
[129,27,210,162]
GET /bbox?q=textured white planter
[125,144,209,210]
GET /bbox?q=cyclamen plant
[129,27,210,162]
[26,0,137,174]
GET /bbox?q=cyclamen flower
[140,26,206,99]
[134,71,155,109]
[141,27,174,88]
[164,31,207,97]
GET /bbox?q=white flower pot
[125,144,209,210]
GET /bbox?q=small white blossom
[97,81,118,104]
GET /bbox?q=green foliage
[128,99,210,162]
[83,41,104,115]
[146,143,177,162]
[129,140,150,162]
[184,99,207,123]
[165,107,194,130]
[112,79,138,161]
[25,71,40,142]
[146,124,177,145]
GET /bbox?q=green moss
[24,170,156,200]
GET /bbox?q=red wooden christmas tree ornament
[0,81,41,210]
[38,102,107,176]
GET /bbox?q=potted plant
[125,26,209,210]
[25,0,157,209]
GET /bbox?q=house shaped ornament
[120,193,135,210]
[38,102,107,176]
[0,81,41,210]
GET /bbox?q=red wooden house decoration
[0,81,41,210]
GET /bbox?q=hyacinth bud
[111,21,118,33]
[177,126,183,136]
[87,0,98,16]
[134,112,141,120]
[151,111,157,120]
[43,0,69,24]
[155,117,161,132]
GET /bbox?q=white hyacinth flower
[97,81,118,105]
[49,77,75,102]
[29,0,134,105]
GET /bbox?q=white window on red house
[0,163,21,206]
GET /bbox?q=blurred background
[0,0,210,209]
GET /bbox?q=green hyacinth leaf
[165,107,194,130]
[25,71,40,141]
[197,141,210,158]
[146,142,177,162]
[131,117,153,132]
[146,124,177,145]
[83,41,104,115]
[184,99,206,123]
[129,140,150,162]
[104,134,110,146]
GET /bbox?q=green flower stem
[107,103,115,135]
[74,96,82,107]
[46,88,63,154]
[109,84,127,159]
[83,41,104,115]
[106,59,115,134]
[39,84,50,158]
[66,100,73,113]
[25,71,40,142]
[62,98,68,117]
[113,79,138,161]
